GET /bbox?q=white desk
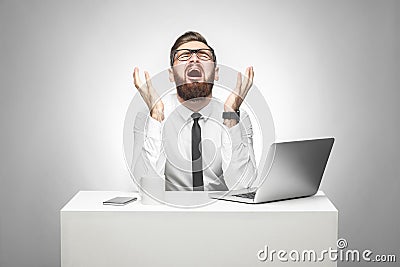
[61,191,337,267]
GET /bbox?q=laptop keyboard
[232,192,256,199]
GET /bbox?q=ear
[214,66,219,81]
[168,68,175,83]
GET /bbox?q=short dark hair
[170,31,216,66]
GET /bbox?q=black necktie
[191,112,204,191]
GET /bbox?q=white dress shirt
[132,93,257,191]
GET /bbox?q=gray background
[0,0,399,266]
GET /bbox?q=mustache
[185,63,204,73]
[173,66,215,87]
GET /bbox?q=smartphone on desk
[103,197,137,206]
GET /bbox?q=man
[132,31,256,191]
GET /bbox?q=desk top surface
[61,191,337,212]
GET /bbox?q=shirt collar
[175,96,215,122]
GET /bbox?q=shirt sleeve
[131,112,166,183]
[221,110,258,190]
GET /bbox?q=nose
[189,52,200,63]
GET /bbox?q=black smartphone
[103,197,137,206]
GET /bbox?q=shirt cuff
[145,116,162,140]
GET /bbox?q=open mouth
[186,67,203,81]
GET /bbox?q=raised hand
[133,67,164,122]
[224,66,254,112]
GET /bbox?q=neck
[177,94,212,112]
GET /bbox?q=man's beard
[176,82,214,101]
[174,67,215,101]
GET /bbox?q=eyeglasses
[172,48,215,64]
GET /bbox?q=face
[169,41,219,101]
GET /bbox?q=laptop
[208,137,335,204]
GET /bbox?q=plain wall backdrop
[0,0,399,266]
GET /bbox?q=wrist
[222,110,240,128]
[150,108,164,122]
[223,118,238,128]
[224,104,239,112]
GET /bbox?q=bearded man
[132,31,256,191]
